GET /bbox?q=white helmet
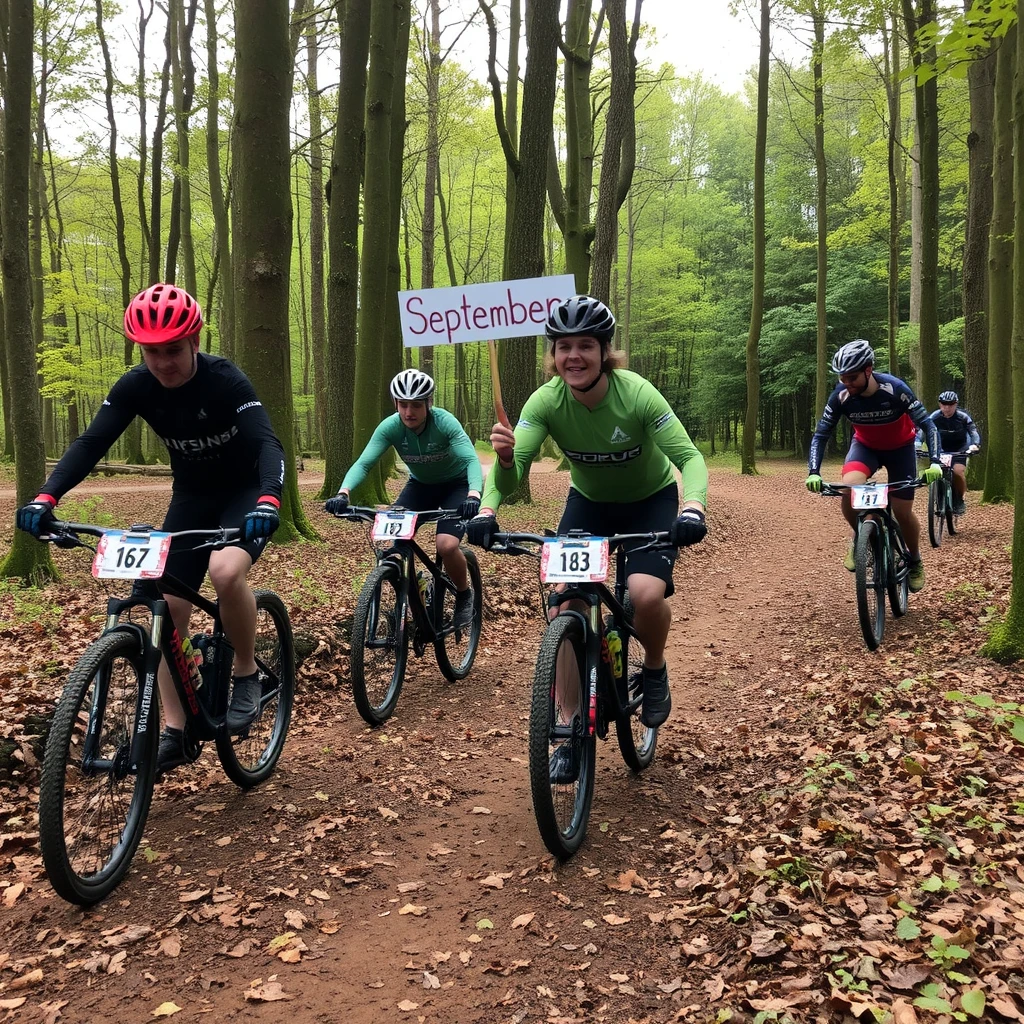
[830,339,874,375]
[390,369,435,402]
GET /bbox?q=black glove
[325,493,350,515]
[670,508,707,547]
[466,514,498,551]
[458,496,481,521]
[16,497,56,539]
[243,501,280,543]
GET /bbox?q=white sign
[540,538,610,584]
[372,511,418,540]
[93,531,172,579]
[851,484,888,510]
[398,275,578,348]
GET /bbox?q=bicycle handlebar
[41,521,242,552]
[486,529,676,557]
[915,448,978,458]
[328,505,465,527]
[819,478,927,497]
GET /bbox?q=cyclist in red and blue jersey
[805,339,941,592]
[917,391,981,516]
[15,284,286,773]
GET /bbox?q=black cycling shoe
[226,674,262,732]
[156,726,189,777]
[640,665,671,728]
[548,741,579,785]
[454,587,475,631]
[952,496,967,516]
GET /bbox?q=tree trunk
[742,0,769,476]
[170,0,198,297]
[812,4,827,414]
[1,2,55,581]
[419,0,442,380]
[305,6,326,454]
[232,0,314,540]
[984,31,1015,504]
[134,0,153,283]
[150,19,172,286]
[884,11,902,376]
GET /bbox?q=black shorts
[557,483,679,596]
[843,440,918,500]
[395,476,469,539]
[161,487,267,591]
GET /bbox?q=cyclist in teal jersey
[325,370,482,629]
[467,296,708,737]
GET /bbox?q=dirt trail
[0,463,1014,1023]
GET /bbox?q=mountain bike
[328,505,482,726]
[36,520,295,905]
[917,449,977,547]
[473,527,677,860]
[820,478,926,650]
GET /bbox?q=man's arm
[963,411,981,448]
[906,395,940,461]
[807,392,840,475]
[228,373,286,502]
[641,383,707,508]
[437,409,483,494]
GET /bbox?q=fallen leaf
[398,881,424,893]
[158,935,182,958]
[178,889,211,903]
[223,939,253,958]
[476,918,494,930]
[244,982,293,1002]
[278,948,302,963]
[399,904,427,916]
[194,803,225,813]
[511,913,535,929]
[397,999,419,1011]
[310,889,330,901]
[107,950,127,975]
[214,836,232,847]
[9,968,43,990]
[422,971,440,989]
[3,883,25,907]
[378,806,399,819]
[471,806,492,814]
[284,910,307,930]
[480,874,505,889]
[0,998,26,1010]
[319,921,340,935]
[603,913,630,926]
[151,1002,182,1018]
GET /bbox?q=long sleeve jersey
[918,408,981,452]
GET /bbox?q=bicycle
[36,520,295,905]
[917,449,977,547]
[819,477,927,650]
[473,526,676,860]
[328,505,482,726]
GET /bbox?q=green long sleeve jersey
[341,407,483,493]
[481,370,708,510]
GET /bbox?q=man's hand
[921,463,943,484]
[805,474,823,493]
[670,508,707,547]
[324,492,350,515]
[16,496,56,539]
[458,496,481,521]
[968,444,980,454]
[490,423,515,466]
[466,514,498,550]
[244,500,280,542]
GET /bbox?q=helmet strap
[571,370,604,394]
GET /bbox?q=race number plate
[372,511,418,540]
[540,538,609,583]
[850,484,888,510]
[92,531,172,579]
[940,453,953,468]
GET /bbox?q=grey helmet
[938,390,958,404]
[830,339,875,375]
[545,295,616,345]
[390,368,435,402]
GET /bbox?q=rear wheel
[927,481,945,548]
[946,481,960,535]
[350,562,409,726]
[528,615,596,861]
[854,519,885,650]
[38,631,157,905]
[434,547,483,681]
[216,591,295,788]
[613,600,656,772]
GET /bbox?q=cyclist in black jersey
[16,284,286,774]
[917,391,981,516]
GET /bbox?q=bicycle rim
[38,632,156,905]
[946,487,960,535]
[613,604,656,772]
[434,547,483,682]
[528,615,596,860]
[216,590,295,788]
[886,531,909,618]
[854,520,885,650]
[350,563,408,725]
[928,482,944,547]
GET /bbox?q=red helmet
[124,284,203,345]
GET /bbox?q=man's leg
[436,532,469,591]
[952,462,967,509]
[626,573,673,728]
[208,547,260,729]
[891,495,921,558]
[158,594,194,730]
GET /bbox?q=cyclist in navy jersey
[917,391,981,516]
[805,339,942,592]
[16,284,286,773]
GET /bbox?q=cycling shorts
[161,487,267,591]
[557,482,679,596]
[843,439,918,500]
[395,475,469,539]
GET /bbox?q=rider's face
[839,367,871,396]
[939,401,957,417]
[141,337,199,388]
[396,399,429,430]
[553,335,603,390]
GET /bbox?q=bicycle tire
[216,590,296,788]
[613,599,657,772]
[946,485,960,535]
[886,529,909,618]
[855,519,885,650]
[38,631,157,905]
[350,562,409,725]
[528,614,596,860]
[434,547,483,682]
[927,481,945,548]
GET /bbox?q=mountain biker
[466,295,708,751]
[15,284,286,774]
[805,339,941,591]
[324,369,482,630]
[918,391,981,516]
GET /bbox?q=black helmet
[545,295,616,345]
[938,390,958,404]
[830,339,874,375]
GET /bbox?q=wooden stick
[487,339,511,427]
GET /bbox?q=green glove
[805,474,823,493]
[922,463,942,483]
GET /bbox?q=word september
[403,290,563,345]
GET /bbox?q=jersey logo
[878,381,895,396]
[517,418,533,429]
[610,426,632,444]
[654,411,673,431]
[197,407,207,420]
[236,400,262,414]
[562,445,642,465]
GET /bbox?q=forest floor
[0,458,1021,1024]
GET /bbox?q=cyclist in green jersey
[466,296,708,740]
[325,369,482,629]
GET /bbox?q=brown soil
[0,460,1020,1024]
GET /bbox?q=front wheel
[528,615,596,861]
[946,482,961,535]
[434,547,483,682]
[927,481,945,548]
[854,519,886,650]
[350,562,409,726]
[38,631,157,905]
[886,532,909,618]
[216,590,295,788]
[613,602,657,772]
